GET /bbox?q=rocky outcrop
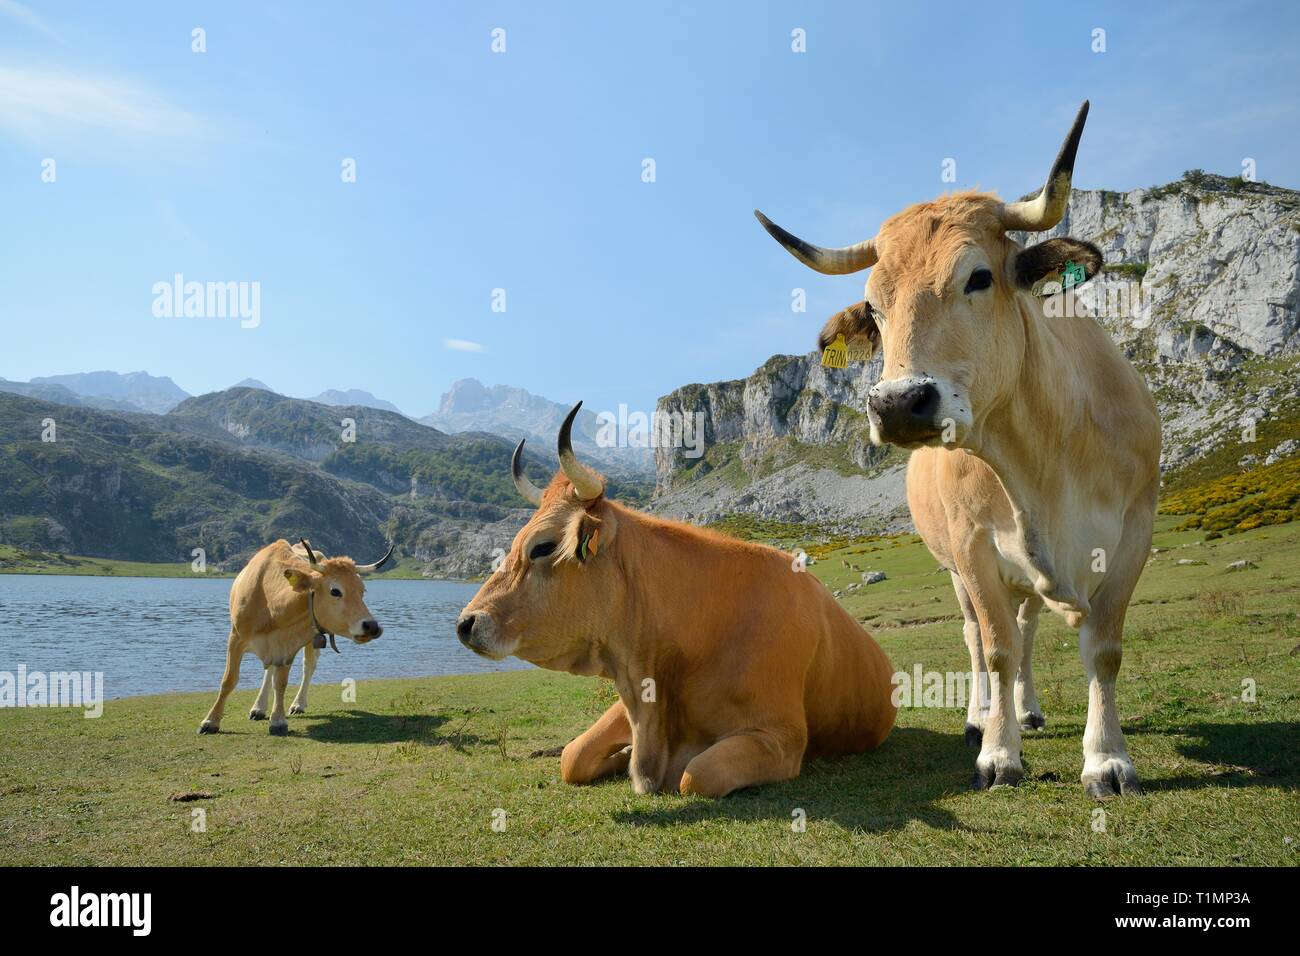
[652,353,906,529]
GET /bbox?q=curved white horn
[557,402,604,501]
[754,210,877,275]
[356,542,394,574]
[511,439,544,507]
[1000,100,1089,232]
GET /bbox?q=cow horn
[356,542,395,574]
[754,210,877,275]
[557,402,604,501]
[999,100,1089,232]
[511,439,544,507]
[299,537,320,568]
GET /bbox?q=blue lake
[0,575,529,700]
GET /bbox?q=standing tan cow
[757,102,1161,798]
[455,405,897,797]
[198,538,393,736]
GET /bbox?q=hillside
[0,377,140,413]
[652,172,1300,527]
[311,388,404,415]
[0,390,559,576]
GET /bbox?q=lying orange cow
[456,404,897,796]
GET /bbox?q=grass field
[1,519,1297,865]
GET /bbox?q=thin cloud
[443,338,485,352]
[0,0,59,41]
[0,64,200,141]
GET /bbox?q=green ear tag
[578,535,589,561]
[1061,260,1085,290]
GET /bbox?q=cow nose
[885,382,939,421]
[456,614,475,643]
[869,382,942,440]
[362,619,381,638]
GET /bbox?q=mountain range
[0,387,645,576]
[0,373,651,473]
[3,172,1297,573]
[421,379,655,477]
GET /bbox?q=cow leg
[289,643,318,715]
[560,701,633,785]
[249,667,272,720]
[953,537,1023,789]
[678,728,805,798]
[268,663,292,736]
[199,630,243,734]
[1079,489,1153,799]
[1015,595,1045,731]
[951,572,989,747]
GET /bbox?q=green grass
[0,544,222,578]
[1,520,1297,865]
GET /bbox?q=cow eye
[964,268,993,293]
[329,587,343,598]
[528,541,557,561]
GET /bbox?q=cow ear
[575,515,603,564]
[1014,238,1103,295]
[284,568,318,591]
[818,301,878,357]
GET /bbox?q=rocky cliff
[652,172,1300,528]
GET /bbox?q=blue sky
[2,1,1297,419]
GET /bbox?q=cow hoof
[973,753,1023,790]
[288,703,305,715]
[1083,759,1141,801]
[268,722,289,737]
[198,722,219,735]
[248,709,267,721]
[963,724,983,748]
[1019,712,1045,731]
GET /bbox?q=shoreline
[0,547,482,584]
[0,568,481,584]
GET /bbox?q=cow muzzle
[455,611,506,659]
[867,377,945,446]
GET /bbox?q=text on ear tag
[821,333,849,369]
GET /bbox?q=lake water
[0,575,529,700]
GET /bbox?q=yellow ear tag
[821,333,849,369]
[587,529,599,557]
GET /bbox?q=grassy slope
[2,519,1296,866]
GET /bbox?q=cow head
[284,540,393,643]
[757,101,1103,451]
[455,403,620,675]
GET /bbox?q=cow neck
[960,295,1093,612]
[306,589,339,653]
[593,507,685,690]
